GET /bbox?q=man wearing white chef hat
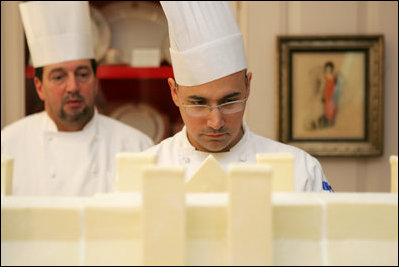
[1,1,153,196]
[146,1,332,192]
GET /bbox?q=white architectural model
[1,153,398,266]
[186,155,228,192]
[256,153,295,191]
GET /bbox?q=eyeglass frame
[179,97,248,116]
[174,72,249,116]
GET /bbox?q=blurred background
[1,1,397,192]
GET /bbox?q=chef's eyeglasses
[180,98,248,117]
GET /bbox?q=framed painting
[277,35,383,156]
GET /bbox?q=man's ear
[168,77,179,107]
[34,77,46,101]
[246,72,253,98]
[93,78,99,96]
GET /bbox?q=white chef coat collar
[181,121,250,154]
[42,108,99,134]
[229,121,250,154]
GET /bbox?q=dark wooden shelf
[26,65,173,79]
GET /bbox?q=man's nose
[66,76,79,93]
[207,107,225,130]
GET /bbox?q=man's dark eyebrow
[187,92,241,102]
[221,92,241,100]
[48,68,65,76]
[48,65,90,76]
[76,66,91,72]
[187,95,206,101]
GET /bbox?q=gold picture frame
[277,35,384,157]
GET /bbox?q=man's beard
[60,105,90,122]
[59,93,92,122]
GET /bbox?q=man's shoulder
[144,130,184,154]
[248,131,327,192]
[249,131,314,159]
[95,114,154,149]
[97,114,151,137]
[2,112,44,137]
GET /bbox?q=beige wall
[1,1,397,192]
[242,1,398,192]
[1,1,25,129]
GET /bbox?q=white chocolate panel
[273,193,323,240]
[186,194,227,239]
[1,197,82,240]
[1,189,398,265]
[186,193,228,265]
[186,155,227,192]
[1,155,13,195]
[327,239,398,266]
[116,153,156,192]
[323,193,398,240]
[272,193,324,265]
[323,193,397,266]
[141,165,185,266]
[273,239,323,266]
[256,153,295,192]
[84,193,142,265]
[227,164,273,266]
[2,241,81,266]
[390,155,398,193]
[272,193,398,266]
[1,196,83,266]
[186,238,228,266]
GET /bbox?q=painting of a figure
[277,35,383,156]
[317,61,344,128]
[292,51,365,140]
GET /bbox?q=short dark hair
[324,61,334,71]
[34,58,97,81]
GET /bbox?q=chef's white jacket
[1,110,153,196]
[145,123,330,192]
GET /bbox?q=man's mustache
[62,93,85,104]
[201,127,230,135]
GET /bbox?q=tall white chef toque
[160,1,247,86]
[19,1,94,68]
